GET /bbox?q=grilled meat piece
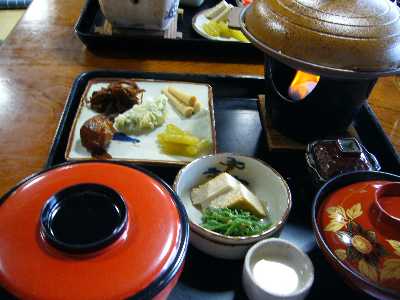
[88,80,144,118]
[80,115,116,159]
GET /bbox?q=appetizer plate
[192,8,250,43]
[66,78,216,165]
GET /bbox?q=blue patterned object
[203,157,249,186]
[112,132,140,144]
[164,0,179,20]
[0,0,32,9]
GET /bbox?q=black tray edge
[355,104,400,174]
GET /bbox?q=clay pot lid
[316,179,400,296]
[241,0,400,78]
[0,161,188,300]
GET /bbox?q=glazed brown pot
[240,0,400,78]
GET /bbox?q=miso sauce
[252,259,299,295]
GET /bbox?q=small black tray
[75,0,263,59]
[42,70,400,300]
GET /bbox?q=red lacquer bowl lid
[313,172,400,299]
[0,161,189,300]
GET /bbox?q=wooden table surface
[0,0,399,196]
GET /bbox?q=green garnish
[201,207,271,236]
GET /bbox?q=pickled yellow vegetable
[160,143,199,157]
[158,133,200,146]
[229,30,248,42]
[202,20,249,42]
[203,20,220,37]
[157,124,211,157]
[166,124,186,135]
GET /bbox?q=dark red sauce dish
[0,161,189,300]
[312,171,400,300]
[306,138,381,185]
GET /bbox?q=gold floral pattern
[380,240,400,281]
[324,203,362,232]
[324,202,400,283]
[359,259,378,282]
[352,235,373,255]
[335,249,347,261]
[381,259,400,281]
[387,240,400,257]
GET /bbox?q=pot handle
[228,7,244,30]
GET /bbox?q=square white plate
[66,78,216,165]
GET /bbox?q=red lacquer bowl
[0,161,189,300]
[312,171,400,300]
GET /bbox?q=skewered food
[114,95,167,134]
[88,80,144,118]
[168,86,197,106]
[80,115,116,159]
[162,86,201,117]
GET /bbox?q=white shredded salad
[114,94,167,134]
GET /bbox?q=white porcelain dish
[192,8,250,43]
[173,153,291,259]
[243,238,314,300]
[66,78,216,166]
[98,0,179,30]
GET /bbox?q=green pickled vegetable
[201,207,270,236]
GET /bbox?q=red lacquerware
[312,171,400,300]
[0,161,189,300]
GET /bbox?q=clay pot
[240,0,400,78]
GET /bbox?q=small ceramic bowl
[174,153,291,259]
[242,238,314,300]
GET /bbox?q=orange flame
[288,71,320,101]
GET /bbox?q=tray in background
[40,71,400,300]
[75,0,263,59]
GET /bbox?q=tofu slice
[208,181,266,218]
[191,172,238,206]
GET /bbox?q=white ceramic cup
[99,0,180,30]
[243,238,314,300]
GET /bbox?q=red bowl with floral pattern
[312,171,400,300]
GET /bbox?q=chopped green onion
[201,207,271,236]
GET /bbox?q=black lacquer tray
[75,0,263,59]
[2,71,397,299]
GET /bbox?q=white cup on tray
[98,0,180,30]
